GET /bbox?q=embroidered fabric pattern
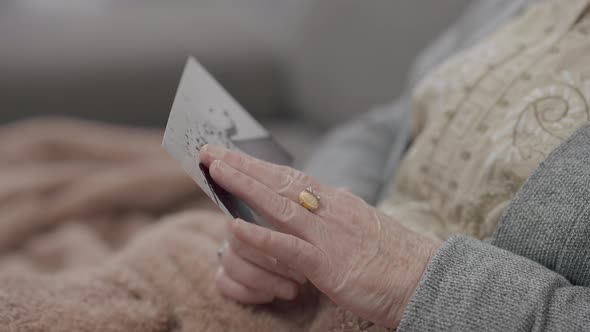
[379,0,590,240]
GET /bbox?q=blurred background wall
[0,0,471,161]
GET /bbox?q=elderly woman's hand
[200,145,441,328]
[215,227,307,304]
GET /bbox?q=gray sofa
[0,0,469,162]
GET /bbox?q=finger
[200,145,327,201]
[46,159,196,221]
[228,236,306,284]
[0,117,162,163]
[232,218,325,283]
[221,245,299,300]
[215,267,275,304]
[209,160,324,243]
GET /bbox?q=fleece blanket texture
[0,118,388,332]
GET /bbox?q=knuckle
[292,170,310,185]
[275,165,317,191]
[309,250,325,276]
[286,236,304,263]
[275,197,297,222]
[272,260,289,275]
[275,164,294,176]
[277,173,295,194]
[259,229,275,249]
[296,170,315,188]
[292,239,324,277]
[232,152,248,169]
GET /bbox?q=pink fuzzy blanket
[0,118,389,332]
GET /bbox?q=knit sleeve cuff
[396,235,571,331]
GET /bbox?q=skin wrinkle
[275,195,299,225]
[222,245,295,300]
[330,201,372,294]
[391,230,434,325]
[277,172,296,196]
[202,145,442,328]
[350,210,407,324]
[272,166,298,199]
[228,236,303,283]
[217,266,274,304]
[331,205,385,306]
[213,160,322,243]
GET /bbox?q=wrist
[389,235,442,328]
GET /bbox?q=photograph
[0,0,589,331]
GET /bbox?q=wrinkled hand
[200,145,441,328]
[215,230,307,304]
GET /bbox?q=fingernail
[205,145,225,159]
[216,266,224,278]
[211,159,226,171]
[277,283,297,300]
[288,269,306,284]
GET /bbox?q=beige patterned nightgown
[379,0,590,240]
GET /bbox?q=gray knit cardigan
[397,123,590,331]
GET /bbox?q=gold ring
[298,187,321,212]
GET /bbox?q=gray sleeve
[398,236,590,332]
[303,96,412,205]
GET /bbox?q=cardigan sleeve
[398,235,590,332]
